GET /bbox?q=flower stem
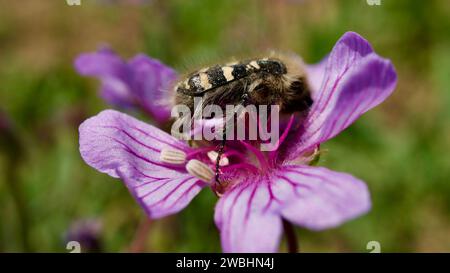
[128,217,152,253]
[282,219,298,253]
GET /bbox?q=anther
[186,159,214,183]
[207,151,229,166]
[159,148,187,165]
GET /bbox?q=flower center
[158,114,316,196]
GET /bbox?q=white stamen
[186,159,214,183]
[207,151,229,166]
[160,148,187,164]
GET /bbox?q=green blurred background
[0,0,449,252]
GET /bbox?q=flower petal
[79,110,205,218]
[122,172,204,219]
[214,178,283,253]
[274,165,371,230]
[75,48,135,107]
[287,32,397,159]
[75,49,177,123]
[75,47,129,79]
[128,54,178,122]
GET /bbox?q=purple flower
[79,32,397,252]
[65,219,103,253]
[75,47,177,123]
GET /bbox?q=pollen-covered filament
[159,144,260,184]
[186,159,214,183]
[159,148,215,183]
[159,148,187,164]
[207,151,229,166]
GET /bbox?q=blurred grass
[0,0,450,252]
